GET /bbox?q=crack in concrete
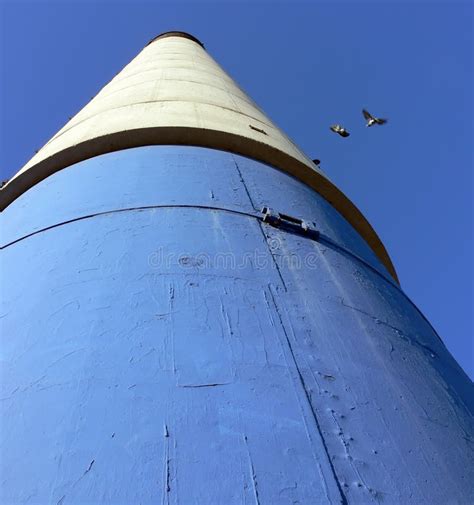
[267,286,348,505]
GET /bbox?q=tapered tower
[1,32,472,505]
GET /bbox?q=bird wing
[341,130,350,137]
[376,118,388,125]
[362,109,373,120]
[330,125,338,132]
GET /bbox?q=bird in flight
[330,124,350,137]
[362,109,388,127]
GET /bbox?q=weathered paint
[1,146,472,505]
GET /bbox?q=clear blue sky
[1,1,472,378]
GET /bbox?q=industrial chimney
[1,31,472,505]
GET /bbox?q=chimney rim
[146,31,205,49]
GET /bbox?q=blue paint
[1,146,473,504]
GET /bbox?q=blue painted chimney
[1,32,472,505]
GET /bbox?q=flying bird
[362,109,388,127]
[330,124,350,137]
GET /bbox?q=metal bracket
[261,207,320,240]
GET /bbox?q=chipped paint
[1,146,473,504]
